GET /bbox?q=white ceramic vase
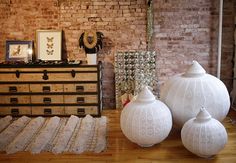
[87,53,97,65]
[160,61,230,128]
[181,107,227,158]
[120,86,172,147]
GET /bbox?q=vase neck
[194,107,212,122]
[136,86,156,102]
[183,60,206,77]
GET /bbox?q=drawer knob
[9,86,17,92]
[44,108,52,115]
[71,70,76,78]
[43,86,51,92]
[76,86,84,92]
[11,108,19,115]
[10,98,18,104]
[77,108,85,115]
[42,70,48,80]
[43,97,51,103]
[77,97,85,103]
[15,70,20,78]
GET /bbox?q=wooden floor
[0,109,236,163]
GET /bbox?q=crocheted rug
[0,115,107,154]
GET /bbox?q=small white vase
[181,107,228,158]
[120,86,172,147]
[87,53,97,65]
[160,60,230,128]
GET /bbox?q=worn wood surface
[0,109,235,163]
[0,65,101,117]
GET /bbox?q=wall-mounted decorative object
[120,86,172,147]
[181,107,227,158]
[160,61,230,129]
[6,40,33,62]
[79,30,103,65]
[36,30,62,61]
[114,51,157,109]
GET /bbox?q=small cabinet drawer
[0,107,31,115]
[32,106,64,115]
[0,96,30,104]
[30,84,63,92]
[64,84,97,92]
[64,95,98,103]
[0,84,29,92]
[17,72,97,81]
[64,106,98,116]
[47,73,97,81]
[31,95,63,104]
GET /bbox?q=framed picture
[36,30,62,61]
[6,40,33,61]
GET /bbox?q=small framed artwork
[36,30,62,61]
[6,40,33,61]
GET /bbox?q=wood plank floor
[0,109,236,163]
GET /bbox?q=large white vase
[160,61,230,128]
[120,86,172,147]
[181,107,227,158]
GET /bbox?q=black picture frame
[6,40,33,61]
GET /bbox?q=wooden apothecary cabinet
[0,63,102,117]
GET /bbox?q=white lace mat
[0,115,107,154]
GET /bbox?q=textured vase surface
[160,61,230,128]
[181,108,227,158]
[120,86,172,147]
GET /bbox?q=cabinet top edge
[0,64,100,68]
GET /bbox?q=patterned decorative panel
[114,51,158,109]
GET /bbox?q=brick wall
[152,0,234,90]
[0,0,234,108]
[0,0,147,109]
[0,0,59,58]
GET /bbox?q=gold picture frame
[36,30,62,61]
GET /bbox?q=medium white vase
[87,53,97,65]
[181,107,227,158]
[120,86,172,147]
[160,61,230,128]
